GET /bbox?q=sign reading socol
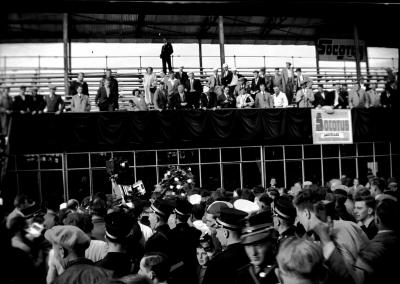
[316,38,366,62]
[311,109,353,144]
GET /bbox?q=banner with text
[311,109,353,144]
[316,38,366,62]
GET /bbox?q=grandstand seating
[0,65,389,111]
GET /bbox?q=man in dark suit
[144,199,174,259]
[202,208,249,284]
[95,78,119,111]
[70,72,89,97]
[333,83,349,109]
[185,72,202,109]
[169,198,201,284]
[200,86,218,110]
[250,70,263,98]
[169,84,189,110]
[313,84,333,108]
[175,66,188,86]
[221,63,233,87]
[12,86,31,114]
[160,38,173,74]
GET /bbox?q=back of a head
[372,178,387,193]
[142,253,170,282]
[92,198,107,217]
[241,188,255,202]
[376,199,399,230]
[63,212,94,234]
[354,195,376,210]
[67,199,79,211]
[120,275,152,284]
[13,194,28,208]
[192,203,205,221]
[277,237,325,283]
[293,185,326,211]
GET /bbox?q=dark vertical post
[315,43,321,83]
[198,38,203,75]
[68,39,72,75]
[218,16,225,71]
[63,13,69,97]
[353,24,362,84]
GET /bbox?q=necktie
[191,79,193,91]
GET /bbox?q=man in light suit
[207,68,221,93]
[295,81,314,108]
[221,63,233,87]
[349,83,367,108]
[282,62,295,100]
[71,86,91,112]
[273,68,283,91]
[255,83,274,109]
[294,68,312,92]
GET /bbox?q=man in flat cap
[236,210,279,284]
[45,85,64,114]
[169,198,201,284]
[145,199,174,259]
[45,225,112,284]
[202,208,249,284]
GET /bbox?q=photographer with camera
[293,185,368,283]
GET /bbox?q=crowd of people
[0,170,398,284]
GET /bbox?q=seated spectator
[200,85,217,110]
[138,252,171,284]
[217,86,235,109]
[158,71,169,89]
[153,82,168,111]
[167,72,180,99]
[29,86,46,114]
[207,68,221,93]
[313,84,333,108]
[354,199,400,284]
[70,72,89,97]
[354,196,377,239]
[45,225,112,284]
[185,72,202,109]
[96,211,134,277]
[272,86,288,108]
[255,83,273,109]
[44,85,64,114]
[96,79,119,111]
[131,89,148,111]
[234,77,247,98]
[169,84,188,110]
[365,83,381,108]
[71,86,91,112]
[349,83,367,108]
[236,88,254,109]
[295,81,314,108]
[294,68,312,93]
[275,238,327,284]
[13,85,31,114]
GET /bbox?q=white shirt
[334,91,339,107]
[139,222,153,242]
[229,74,238,86]
[287,69,293,78]
[273,92,288,107]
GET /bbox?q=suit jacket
[45,94,64,113]
[221,70,233,86]
[185,78,202,93]
[153,88,168,110]
[175,71,188,85]
[366,89,381,107]
[294,74,312,92]
[207,74,221,92]
[96,86,119,110]
[217,93,235,108]
[251,77,264,94]
[167,79,180,96]
[13,95,31,112]
[99,76,119,96]
[169,92,188,109]
[160,42,173,58]
[29,95,46,112]
[200,92,217,109]
[131,96,148,111]
[335,91,349,109]
[314,91,333,107]
[296,88,315,108]
[70,80,89,96]
[71,94,91,112]
[144,224,173,259]
[348,88,367,108]
[255,91,274,109]
[380,89,399,108]
[272,74,283,91]
[282,67,295,88]
[202,243,249,284]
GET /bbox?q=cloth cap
[105,211,133,241]
[151,198,174,218]
[238,77,246,82]
[63,212,93,234]
[273,196,296,222]
[222,63,228,68]
[45,225,90,250]
[188,194,202,205]
[233,199,259,214]
[31,86,39,91]
[206,201,233,216]
[241,211,276,245]
[216,207,247,230]
[174,198,193,216]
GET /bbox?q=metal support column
[353,24,362,84]
[315,43,321,83]
[198,39,204,75]
[218,16,225,71]
[63,13,69,97]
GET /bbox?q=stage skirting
[8,108,398,154]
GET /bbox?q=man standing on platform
[221,63,233,87]
[29,86,46,115]
[295,81,314,108]
[185,72,202,109]
[282,62,294,101]
[273,68,283,91]
[44,85,64,114]
[99,69,119,97]
[250,70,263,98]
[96,78,119,111]
[70,72,89,97]
[71,86,91,112]
[255,83,273,109]
[175,66,188,86]
[160,38,173,74]
[272,86,288,108]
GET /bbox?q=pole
[63,13,69,97]
[315,43,321,83]
[353,24,362,84]
[198,38,203,75]
[68,39,72,75]
[218,16,225,71]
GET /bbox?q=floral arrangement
[158,165,195,196]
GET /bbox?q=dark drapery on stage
[8,108,398,154]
